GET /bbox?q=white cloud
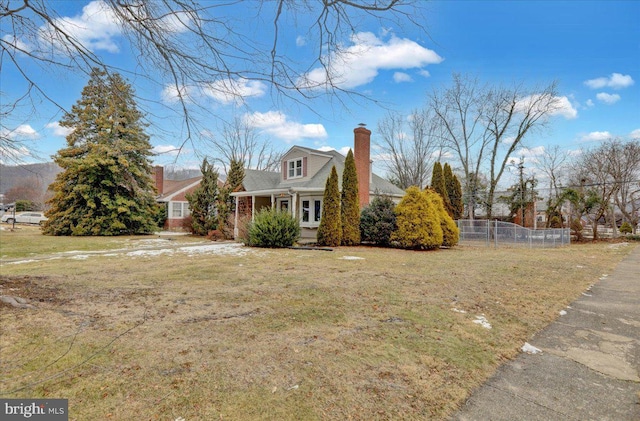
[160,84,193,104]
[595,92,621,104]
[296,36,306,47]
[244,111,327,142]
[202,78,266,104]
[393,72,413,83]
[152,145,181,156]
[158,11,193,34]
[584,73,634,90]
[585,99,594,108]
[630,129,640,140]
[580,131,612,142]
[45,122,74,137]
[418,69,431,78]
[513,146,545,164]
[516,95,578,120]
[42,1,122,53]
[298,32,443,89]
[1,34,33,53]
[3,124,39,140]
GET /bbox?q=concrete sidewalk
[452,244,640,421]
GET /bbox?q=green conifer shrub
[218,159,245,239]
[43,68,158,236]
[360,195,397,246]
[317,166,341,247]
[341,150,361,245]
[391,186,443,250]
[186,158,219,236]
[444,163,464,219]
[431,162,452,217]
[247,208,300,248]
[425,188,459,247]
[619,222,633,234]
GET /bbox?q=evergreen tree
[391,186,443,250]
[425,188,459,247]
[360,195,397,246]
[43,68,157,236]
[431,162,452,216]
[186,158,219,235]
[317,166,341,247]
[218,159,245,238]
[341,150,360,245]
[444,163,464,219]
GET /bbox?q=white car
[1,212,48,225]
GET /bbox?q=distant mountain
[0,162,205,196]
[0,162,62,196]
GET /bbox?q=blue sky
[2,0,639,185]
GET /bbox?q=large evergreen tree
[431,162,452,216]
[443,163,463,219]
[218,159,245,238]
[186,158,219,236]
[317,166,341,247]
[341,150,360,246]
[43,68,157,236]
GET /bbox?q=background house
[152,166,202,231]
[231,126,405,240]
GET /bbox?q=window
[300,196,322,226]
[288,158,303,179]
[171,202,190,218]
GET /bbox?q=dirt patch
[0,275,67,309]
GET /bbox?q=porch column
[251,195,256,220]
[271,194,275,208]
[233,196,239,239]
[291,192,297,218]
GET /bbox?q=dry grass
[0,227,634,420]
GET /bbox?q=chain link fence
[457,220,570,248]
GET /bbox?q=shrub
[619,222,633,234]
[360,196,397,246]
[317,166,341,247]
[341,150,361,246]
[425,188,459,247]
[391,186,443,250]
[247,208,300,248]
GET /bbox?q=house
[231,126,405,240]
[152,166,202,230]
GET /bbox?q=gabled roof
[157,176,202,202]
[237,148,404,197]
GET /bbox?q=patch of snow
[4,259,37,265]
[127,249,174,257]
[339,256,365,260]
[70,255,90,260]
[559,310,567,316]
[521,342,542,354]
[582,292,593,297]
[473,315,492,329]
[576,265,584,268]
[451,308,467,314]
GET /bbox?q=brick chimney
[353,125,371,208]
[152,165,164,195]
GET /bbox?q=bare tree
[1,0,421,159]
[376,109,441,189]
[430,73,562,219]
[204,116,282,174]
[429,74,490,219]
[606,139,640,233]
[538,145,570,227]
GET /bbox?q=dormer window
[288,158,303,179]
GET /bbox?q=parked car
[1,211,48,225]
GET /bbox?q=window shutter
[282,160,287,180]
[303,157,307,177]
